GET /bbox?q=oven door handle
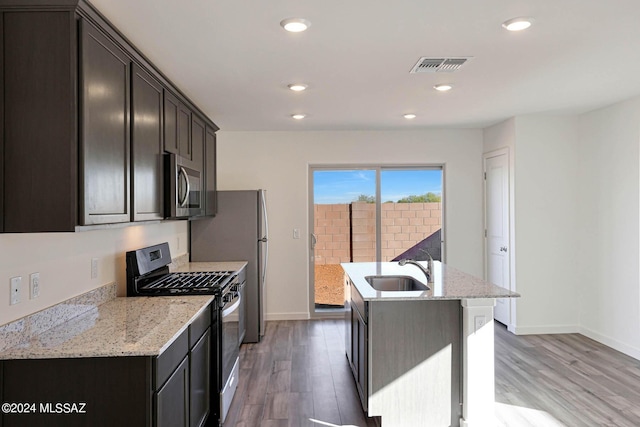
[222,295,241,317]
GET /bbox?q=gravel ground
[314,264,345,306]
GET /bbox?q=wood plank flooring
[494,323,640,427]
[223,319,640,427]
[224,319,377,427]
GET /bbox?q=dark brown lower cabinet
[157,356,189,427]
[0,308,213,427]
[189,330,211,427]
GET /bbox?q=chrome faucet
[398,259,432,283]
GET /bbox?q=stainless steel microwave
[164,153,204,219]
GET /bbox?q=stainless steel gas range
[126,242,242,426]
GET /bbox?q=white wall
[483,116,582,334]
[0,221,188,326]
[216,129,484,320]
[513,115,581,334]
[577,97,640,359]
[484,102,640,360]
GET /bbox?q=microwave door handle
[178,166,190,207]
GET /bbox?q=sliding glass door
[309,166,444,317]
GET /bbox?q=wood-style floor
[223,319,640,427]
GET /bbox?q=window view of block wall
[313,201,442,265]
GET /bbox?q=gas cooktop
[126,242,235,296]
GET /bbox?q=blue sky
[313,169,442,204]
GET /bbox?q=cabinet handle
[500,246,508,252]
[178,166,190,207]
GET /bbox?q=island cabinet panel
[79,20,131,225]
[347,280,368,410]
[368,300,462,427]
[131,63,164,221]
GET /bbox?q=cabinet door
[157,356,189,427]
[79,21,130,225]
[190,329,211,427]
[178,104,191,159]
[131,64,164,221]
[204,126,217,216]
[356,310,368,408]
[186,114,205,217]
[163,91,179,154]
[164,92,191,160]
[2,11,78,232]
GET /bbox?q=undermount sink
[365,275,430,292]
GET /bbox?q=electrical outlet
[474,315,487,333]
[30,272,40,299]
[10,276,21,305]
[91,258,99,279]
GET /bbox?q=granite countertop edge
[342,261,521,302]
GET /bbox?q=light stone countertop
[0,261,249,360]
[0,295,214,360]
[342,261,520,301]
[173,261,248,273]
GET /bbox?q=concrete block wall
[314,202,442,264]
[313,204,352,265]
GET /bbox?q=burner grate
[141,271,233,290]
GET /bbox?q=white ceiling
[91,0,640,131]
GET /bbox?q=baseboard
[580,326,640,361]
[512,324,580,335]
[265,312,310,321]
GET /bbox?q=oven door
[164,153,204,219]
[220,289,240,422]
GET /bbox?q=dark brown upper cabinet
[164,90,193,162]
[0,0,218,232]
[204,127,218,217]
[132,64,164,222]
[80,20,131,226]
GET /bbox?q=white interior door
[484,152,511,325]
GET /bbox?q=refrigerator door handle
[260,190,269,289]
[261,190,269,240]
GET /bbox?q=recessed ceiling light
[280,18,311,33]
[502,17,533,31]
[403,114,416,120]
[434,84,453,92]
[288,83,308,92]
[291,114,306,120]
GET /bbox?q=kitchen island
[342,261,519,427]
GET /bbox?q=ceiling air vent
[409,57,471,73]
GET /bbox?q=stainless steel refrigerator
[190,190,268,343]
